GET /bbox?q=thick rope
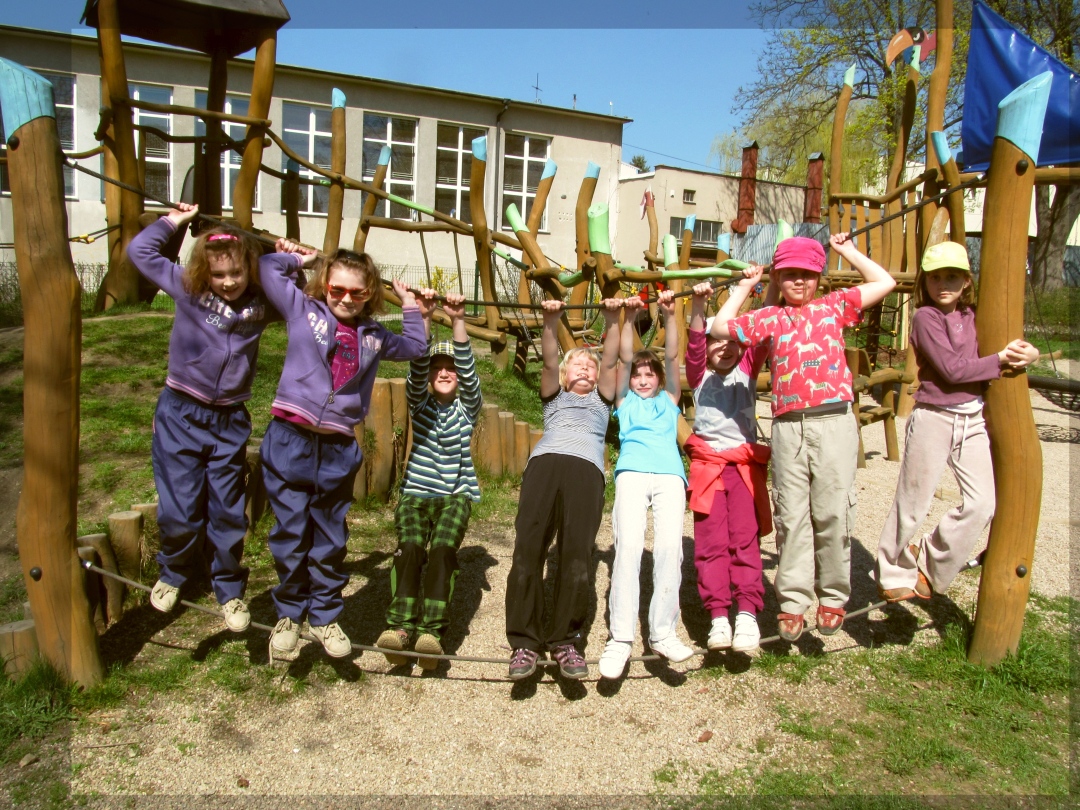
[81,560,890,670]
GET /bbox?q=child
[376,291,481,670]
[259,245,429,659]
[877,241,1037,602]
[599,292,692,680]
[505,297,621,680]
[712,234,896,641]
[128,202,297,633]
[683,273,772,653]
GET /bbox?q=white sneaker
[269,616,300,657]
[707,616,732,650]
[650,636,694,663]
[732,612,760,653]
[221,598,250,632]
[309,622,352,658]
[150,580,179,613]
[598,640,631,679]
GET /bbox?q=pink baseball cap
[773,237,826,273]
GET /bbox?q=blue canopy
[961,1,1079,171]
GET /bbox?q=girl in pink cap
[711,234,895,641]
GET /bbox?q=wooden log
[77,547,107,634]
[529,429,543,453]
[284,160,301,241]
[968,72,1051,667]
[2,59,103,686]
[368,379,394,501]
[108,511,144,583]
[201,50,228,217]
[79,533,123,625]
[469,137,510,370]
[930,132,966,243]
[514,421,531,474]
[389,378,410,485]
[323,89,347,253]
[499,412,517,475]
[919,0,954,245]
[0,620,39,679]
[232,28,277,230]
[477,403,502,476]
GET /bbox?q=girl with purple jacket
[128,203,301,633]
[259,245,428,659]
[876,241,1038,603]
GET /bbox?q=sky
[2,1,774,171]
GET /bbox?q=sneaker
[732,612,760,653]
[221,598,250,632]
[413,633,443,671]
[650,636,694,663]
[269,617,300,657]
[309,622,352,658]
[508,648,540,680]
[150,580,179,613]
[551,644,588,680]
[598,640,632,679]
[376,628,411,667]
[707,616,732,650]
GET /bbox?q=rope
[80,560,891,671]
[70,223,120,244]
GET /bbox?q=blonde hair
[559,346,601,391]
[913,267,975,309]
[182,224,261,295]
[304,249,386,318]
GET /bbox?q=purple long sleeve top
[910,305,1001,408]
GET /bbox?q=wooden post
[529,429,543,453]
[354,145,390,252]
[108,511,144,582]
[284,159,301,241]
[572,162,601,308]
[498,412,516,475]
[730,141,758,234]
[232,28,276,230]
[930,132,966,243]
[202,50,228,217]
[323,88,347,254]
[477,403,502,476]
[469,136,510,370]
[968,73,1052,667]
[0,620,39,679]
[803,153,824,224]
[79,533,123,624]
[389,378,409,486]
[514,421,530,475]
[76,546,107,634]
[368,379,395,500]
[919,0,954,245]
[1,58,103,686]
[94,0,144,309]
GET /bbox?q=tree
[629,154,651,173]
[732,0,1079,289]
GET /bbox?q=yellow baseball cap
[921,241,970,273]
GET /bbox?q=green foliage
[629,154,651,173]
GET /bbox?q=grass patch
[0,661,73,765]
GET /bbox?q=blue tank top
[614,392,687,483]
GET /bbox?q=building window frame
[683,189,696,204]
[194,91,260,211]
[1,70,77,199]
[435,122,486,224]
[670,216,722,247]
[279,100,334,217]
[129,82,173,207]
[501,131,551,232]
[362,112,418,219]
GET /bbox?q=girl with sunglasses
[259,244,431,659]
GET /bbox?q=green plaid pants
[386,493,472,639]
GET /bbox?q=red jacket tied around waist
[684,434,773,537]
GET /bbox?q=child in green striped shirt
[376,292,482,669]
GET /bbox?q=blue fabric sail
[961,1,1079,171]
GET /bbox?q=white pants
[608,471,687,643]
[878,404,995,594]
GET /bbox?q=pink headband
[207,233,239,242]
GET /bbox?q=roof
[81,0,290,58]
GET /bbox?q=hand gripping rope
[80,559,897,674]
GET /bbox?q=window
[194,92,259,210]
[670,217,722,246]
[1,71,76,197]
[362,113,417,219]
[502,133,550,230]
[435,123,485,224]
[129,83,173,204]
[280,101,332,215]
[683,189,696,204]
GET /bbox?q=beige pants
[877,404,995,594]
[770,409,859,614]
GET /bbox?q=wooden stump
[498,413,516,475]
[352,421,368,501]
[79,533,124,624]
[477,403,502,476]
[514,421,530,476]
[389,378,409,486]
[108,511,144,582]
[0,620,39,679]
[529,429,543,454]
[368,379,394,500]
[76,547,107,634]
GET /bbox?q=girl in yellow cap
[876,241,1038,603]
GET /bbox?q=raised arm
[829,232,895,309]
[711,265,764,341]
[685,282,713,388]
[538,299,565,398]
[380,279,428,361]
[126,204,199,297]
[597,298,622,402]
[615,298,640,407]
[414,287,439,341]
[445,294,482,420]
[657,290,681,403]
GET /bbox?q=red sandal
[816,605,846,636]
[777,613,805,642]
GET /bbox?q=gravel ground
[67,386,1076,802]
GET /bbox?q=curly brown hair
[304,249,385,319]
[182,224,262,295]
[912,267,975,309]
[629,349,665,390]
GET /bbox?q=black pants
[505,454,605,651]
